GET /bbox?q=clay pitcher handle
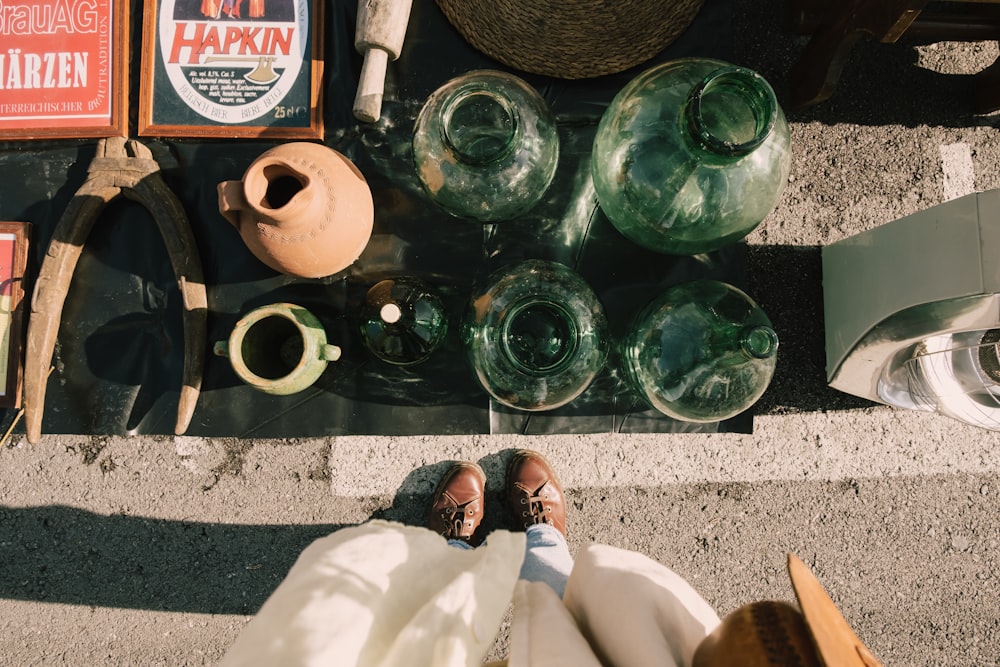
[213,341,230,358]
[217,181,248,228]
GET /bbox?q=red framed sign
[0,1,128,140]
[0,222,30,409]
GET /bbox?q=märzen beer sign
[0,0,127,139]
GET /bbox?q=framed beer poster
[0,1,128,140]
[139,0,324,139]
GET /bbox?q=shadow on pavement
[733,0,1000,129]
[747,244,876,415]
[0,505,345,614]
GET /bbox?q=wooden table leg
[787,0,868,109]
[973,51,1000,114]
[788,0,842,34]
[787,0,929,110]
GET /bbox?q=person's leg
[520,523,574,597]
[428,461,487,546]
[506,450,573,598]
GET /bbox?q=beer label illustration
[158,0,309,124]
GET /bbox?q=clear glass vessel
[462,260,609,411]
[880,328,1000,431]
[413,69,559,222]
[592,58,791,255]
[622,280,778,422]
[360,277,448,366]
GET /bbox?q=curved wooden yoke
[24,137,208,444]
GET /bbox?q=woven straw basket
[436,0,707,79]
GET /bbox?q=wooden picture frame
[0,222,30,409]
[138,0,324,139]
[0,1,128,140]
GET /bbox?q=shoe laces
[438,502,477,539]
[519,486,555,525]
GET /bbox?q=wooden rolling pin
[354,0,413,123]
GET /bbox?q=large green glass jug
[413,70,559,222]
[622,280,778,422]
[592,58,791,255]
[462,260,609,411]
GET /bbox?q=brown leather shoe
[428,461,486,543]
[506,450,567,536]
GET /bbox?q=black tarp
[0,0,748,437]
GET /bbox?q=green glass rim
[499,298,580,376]
[740,324,779,359]
[441,83,520,166]
[685,66,778,156]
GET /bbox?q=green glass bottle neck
[499,298,580,377]
[683,66,778,158]
[738,324,779,359]
[441,85,521,166]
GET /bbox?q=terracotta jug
[217,142,375,278]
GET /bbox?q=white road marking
[329,408,1000,496]
[940,142,976,201]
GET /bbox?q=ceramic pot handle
[217,181,248,228]
[320,344,342,362]
[213,341,230,358]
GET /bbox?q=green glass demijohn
[592,58,791,255]
[622,280,778,422]
[413,69,559,222]
[360,277,448,366]
[462,260,609,411]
